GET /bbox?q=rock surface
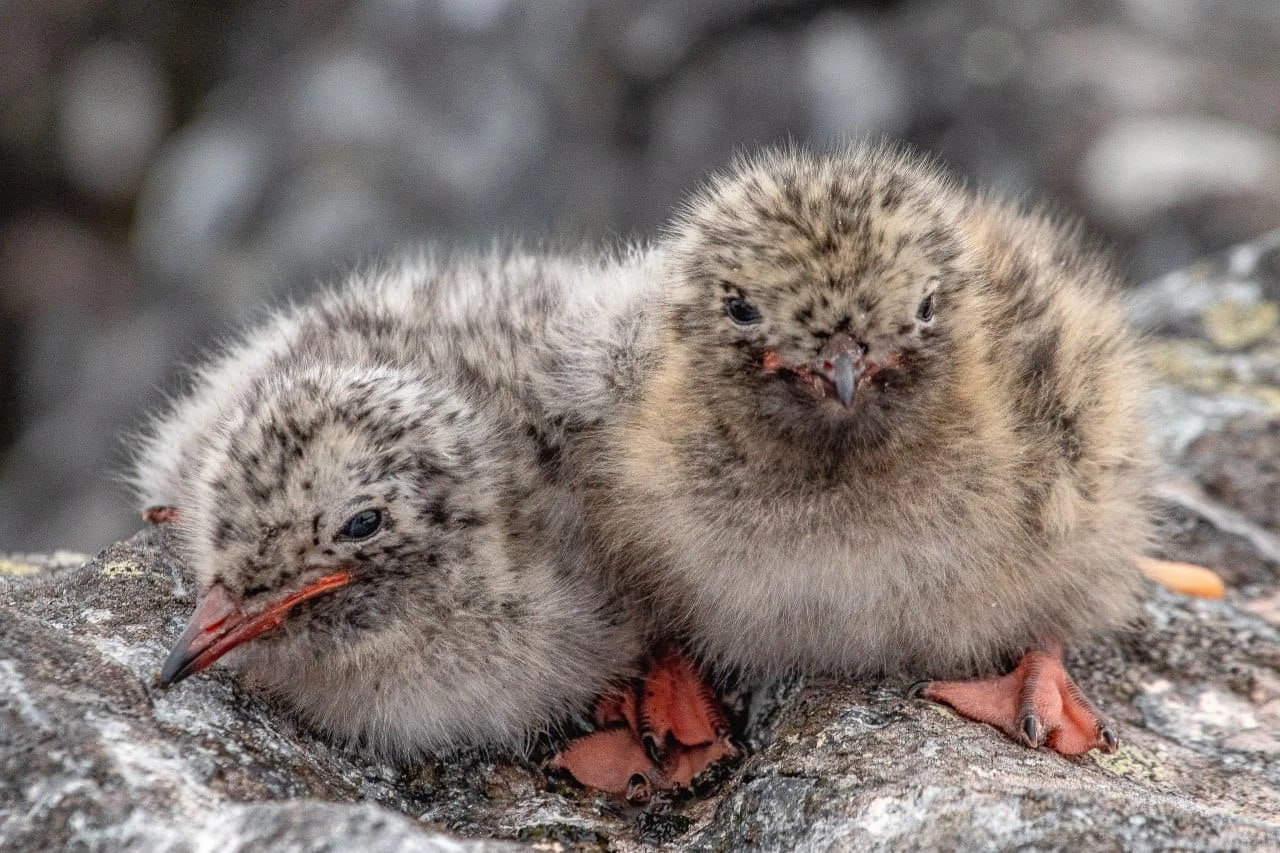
[5,236,1280,850]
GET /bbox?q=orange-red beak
[157,572,350,687]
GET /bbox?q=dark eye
[337,509,382,541]
[726,298,761,325]
[917,293,935,323]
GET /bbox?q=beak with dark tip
[813,333,867,408]
[156,571,350,687]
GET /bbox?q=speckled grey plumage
[128,249,661,760]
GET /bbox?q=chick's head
[159,364,500,686]
[664,145,981,451]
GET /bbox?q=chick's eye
[726,298,761,325]
[337,509,382,541]
[917,293,935,323]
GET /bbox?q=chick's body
[594,145,1150,681]
[131,251,656,760]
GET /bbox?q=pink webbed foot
[143,505,180,525]
[549,648,737,802]
[548,725,658,801]
[638,648,731,761]
[919,640,1117,756]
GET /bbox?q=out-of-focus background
[2,0,1279,554]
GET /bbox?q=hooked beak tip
[831,354,857,407]
[811,333,865,408]
[157,581,240,688]
[156,652,193,688]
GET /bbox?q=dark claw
[1101,726,1118,752]
[906,680,932,700]
[642,732,665,764]
[1021,714,1044,747]
[626,773,652,805]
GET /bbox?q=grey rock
[5,236,1280,850]
[58,41,171,200]
[1079,117,1280,225]
[0,531,525,852]
[1131,229,1280,594]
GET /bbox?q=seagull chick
[129,259,642,761]
[592,143,1158,755]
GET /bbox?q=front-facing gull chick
[129,257,643,760]
[590,143,1158,755]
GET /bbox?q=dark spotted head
[159,364,502,686]
[663,144,981,452]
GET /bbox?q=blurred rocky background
[3,0,1280,554]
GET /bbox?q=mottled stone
[4,475,1280,849]
[1202,300,1280,350]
